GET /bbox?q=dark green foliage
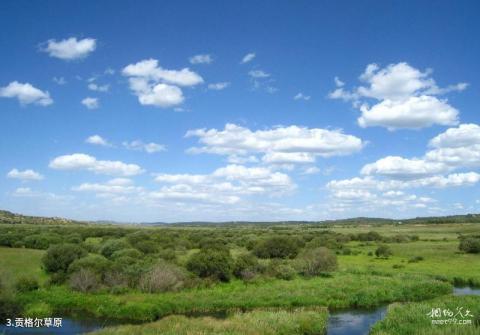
[459,236,480,253]
[100,239,131,258]
[42,243,87,273]
[111,248,143,260]
[15,276,39,292]
[375,244,393,258]
[24,233,62,249]
[253,236,300,259]
[134,240,159,254]
[68,254,111,276]
[296,247,337,276]
[233,253,260,278]
[186,249,233,282]
[408,256,424,263]
[266,259,296,280]
[157,248,176,261]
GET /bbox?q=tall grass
[17,273,451,322]
[371,295,480,335]
[89,307,328,335]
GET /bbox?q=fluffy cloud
[122,140,166,153]
[152,164,295,205]
[329,62,466,129]
[208,82,230,90]
[361,156,447,180]
[248,70,270,78]
[426,124,480,168]
[294,93,311,101]
[49,153,143,176]
[0,81,53,106]
[81,97,99,109]
[88,83,110,92]
[241,53,256,64]
[358,95,458,129]
[186,123,364,165]
[73,178,142,195]
[41,37,96,60]
[122,59,203,108]
[85,135,111,147]
[7,169,44,181]
[189,54,213,64]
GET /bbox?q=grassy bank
[371,295,480,335]
[88,307,328,335]
[0,247,46,287]
[338,240,480,286]
[18,273,451,322]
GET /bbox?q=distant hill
[0,210,86,225]
[1,209,479,226]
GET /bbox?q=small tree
[186,249,233,282]
[253,236,300,259]
[139,262,186,293]
[375,245,393,258]
[297,247,337,276]
[233,253,260,278]
[69,268,100,293]
[100,239,130,258]
[459,237,480,254]
[42,243,87,273]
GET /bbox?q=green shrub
[375,245,393,258]
[100,239,131,258]
[68,254,111,276]
[134,240,159,254]
[408,256,424,263]
[15,276,39,292]
[253,236,300,259]
[186,249,233,282]
[139,261,187,293]
[296,247,337,276]
[233,253,260,278]
[111,248,143,260]
[459,236,480,253]
[42,243,87,273]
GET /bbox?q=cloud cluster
[122,140,166,153]
[329,62,466,129]
[189,54,213,64]
[186,123,364,166]
[41,37,96,60]
[152,164,296,204]
[81,97,99,109]
[85,135,111,147]
[0,81,53,106]
[7,169,44,181]
[122,59,203,108]
[49,153,144,176]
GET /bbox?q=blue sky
[1,0,480,222]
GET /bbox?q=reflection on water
[453,286,480,296]
[327,306,387,335]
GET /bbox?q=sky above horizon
[1,0,480,222]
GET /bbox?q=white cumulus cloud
[189,54,213,64]
[81,97,99,109]
[41,37,96,60]
[7,169,44,181]
[49,153,144,176]
[0,81,53,106]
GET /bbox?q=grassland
[1,218,479,334]
[17,272,451,322]
[89,307,328,335]
[371,295,480,335]
[0,247,46,287]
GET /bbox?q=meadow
[0,214,479,334]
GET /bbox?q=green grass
[338,240,480,285]
[0,247,46,287]
[371,295,480,335]
[88,307,328,335]
[17,272,451,322]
